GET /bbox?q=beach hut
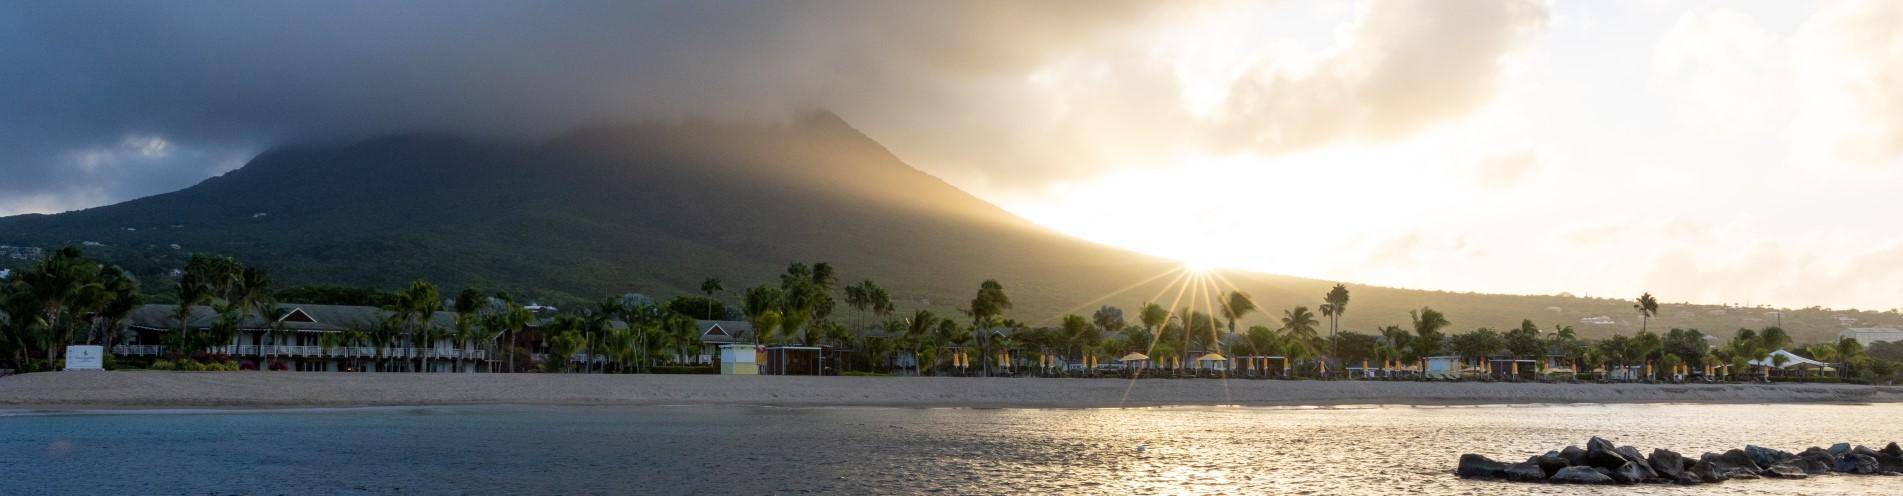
[1423,356,1460,380]
[716,344,758,375]
[1194,352,1229,372]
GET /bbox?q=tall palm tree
[700,278,724,321]
[389,281,442,373]
[1633,292,1659,333]
[491,303,531,373]
[905,310,938,375]
[1321,283,1350,373]
[1409,307,1449,370]
[1218,291,1256,356]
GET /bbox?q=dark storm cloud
[0,0,1160,213]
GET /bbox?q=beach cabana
[1748,349,1835,378]
[1194,352,1229,371]
[1118,352,1150,369]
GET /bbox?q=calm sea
[3,403,1901,495]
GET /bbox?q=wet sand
[2,371,1899,409]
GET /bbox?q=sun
[1179,257,1217,274]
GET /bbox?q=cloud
[1789,0,1903,167]
[1471,149,1539,192]
[0,0,1554,214]
[0,1,1166,212]
[1211,0,1550,153]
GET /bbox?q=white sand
[2,372,1899,409]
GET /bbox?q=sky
[2,1,1901,310]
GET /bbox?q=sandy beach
[3,372,1901,409]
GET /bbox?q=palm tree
[743,285,783,344]
[699,278,724,321]
[342,327,370,372]
[1835,337,1865,379]
[905,310,938,376]
[1218,291,1256,357]
[492,303,531,373]
[1279,307,1321,351]
[1321,283,1350,373]
[1633,292,1659,333]
[388,281,442,373]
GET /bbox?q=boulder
[1706,449,1763,476]
[1648,449,1687,480]
[1792,448,1835,475]
[1882,471,1903,476]
[1836,453,1880,474]
[1559,445,1587,466]
[1744,445,1795,468]
[1852,445,1881,458]
[1606,462,1645,484]
[1761,463,1808,479]
[1586,437,1629,469]
[1505,461,1547,482]
[1829,442,1851,456]
[1672,472,1703,485]
[1884,442,1902,457]
[1533,451,1569,477]
[1689,460,1728,483]
[1457,454,1508,479]
[1550,466,1614,484]
[1614,446,1660,480]
[1877,453,1903,473]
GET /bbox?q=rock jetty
[1457,437,1903,485]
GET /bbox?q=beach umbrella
[1120,352,1149,362]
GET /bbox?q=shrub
[152,359,176,371]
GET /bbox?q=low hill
[0,112,1888,342]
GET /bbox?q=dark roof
[127,303,461,333]
[697,320,753,344]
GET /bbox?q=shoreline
[3,371,1900,411]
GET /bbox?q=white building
[1840,327,1903,347]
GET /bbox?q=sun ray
[1027,266,1185,327]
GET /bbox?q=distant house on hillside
[1840,327,1903,347]
[1580,316,1616,325]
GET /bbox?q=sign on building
[65,345,104,371]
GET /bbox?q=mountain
[0,112,1888,342]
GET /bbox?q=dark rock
[1882,471,1903,476]
[1884,442,1902,457]
[1559,445,1586,466]
[1550,466,1614,484]
[1457,454,1508,479]
[1505,461,1547,482]
[1836,453,1880,474]
[1586,437,1629,469]
[1615,446,1660,480]
[1877,453,1903,472]
[1672,472,1703,485]
[1745,445,1795,468]
[1761,463,1808,479]
[1793,448,1835,474]
[1606,461,1645,484]
[1534,451,1569,477]
[1707,449,1763,475]
[1689,460,1728,483]
[1852,445,1881,458]
[1829,442,1851,456]
[1728,470,1761,480]
[1648,449,1687,480]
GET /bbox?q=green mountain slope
[0,112,1889,343]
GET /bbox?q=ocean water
[3,403,1901,495]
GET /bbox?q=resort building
[115,304,495,372]
[1839,327,1903,347]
